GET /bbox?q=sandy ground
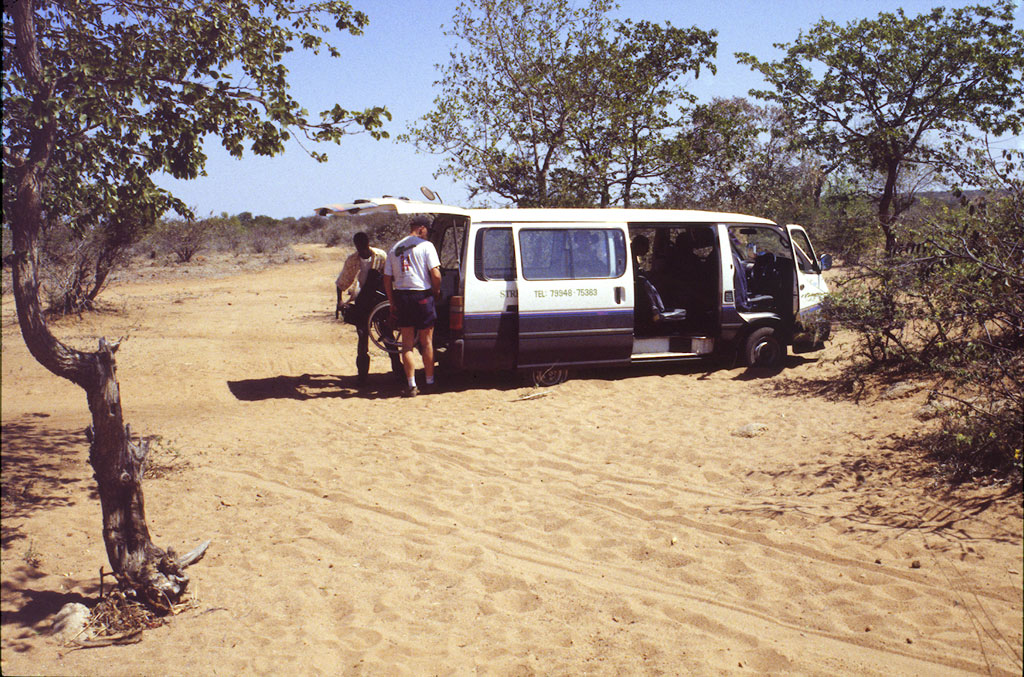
[2,244,1021,676]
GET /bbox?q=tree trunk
[87,342,205,610]
[878,159,901,257]
[85,240,120,306]
[10,205,208,610]
[9,0,207,611]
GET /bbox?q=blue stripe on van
[463,311,517,370]
[462,308,634,369]
[517,307,633,368]
[519,308,633,334]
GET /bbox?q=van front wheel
[743,327,785,368]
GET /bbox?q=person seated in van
[632,235,654,329]
[631,234,650,273]
[632,234,685,328]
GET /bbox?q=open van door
[512,223,634,378]
[316,197,470,219]
[786,224,830,351]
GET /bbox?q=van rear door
[315,197,470,219]
[513,224,634,370]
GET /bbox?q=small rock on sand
[882,382,918,399]
[914,402,948,420]
[51,602,91,643]
[733,423,769,438]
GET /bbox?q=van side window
[519,228,626,280]
[475,228,516,280]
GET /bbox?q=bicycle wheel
[367,301,402,354]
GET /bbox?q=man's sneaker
[403,385,419,398]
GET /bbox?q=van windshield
[727,225,792,264]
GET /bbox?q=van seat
[638,275,687,324]
[732,248,774,312]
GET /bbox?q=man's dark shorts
[393,289,437,330]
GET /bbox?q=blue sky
[152,0,1023,219]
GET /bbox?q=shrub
[814,183,882,265]
[827,192,1023,486]
[159,217,212,263]
[250,225,286,254]
[324,225,345,248]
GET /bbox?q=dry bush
[827,194,1022,486]
[159,218,212,263]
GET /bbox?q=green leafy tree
[407,0,716,207]
[560,18,716,206]
[3,0,387,608]
[662,99,831,230]
[408,0,610,206]
[737,1,1024,255]
[660,97,762,210]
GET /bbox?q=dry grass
[90,590,167,637]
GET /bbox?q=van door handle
[614,286,625,304]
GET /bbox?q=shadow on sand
[1,416,92,549]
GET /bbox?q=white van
[319,198,832,384]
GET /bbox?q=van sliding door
[462,226,517,370]
[513,224,634,370]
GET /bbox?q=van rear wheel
[743,327,785,368]
[532,366,569,387]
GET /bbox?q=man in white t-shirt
[383,214,441,397]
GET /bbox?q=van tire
[743,327,785,368]
[532,366,569,387]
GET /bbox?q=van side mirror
[819,254,833,271]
